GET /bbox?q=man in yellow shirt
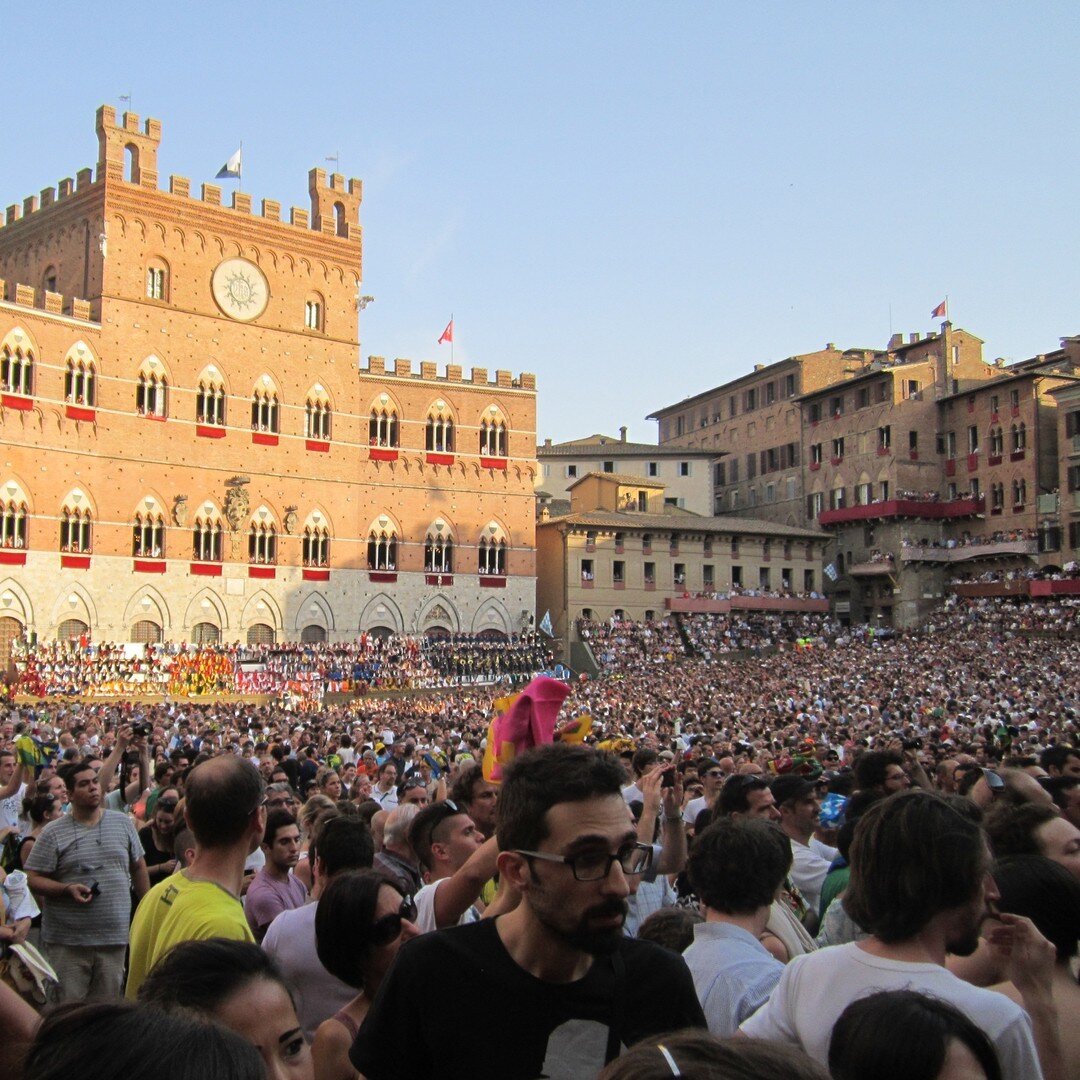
[126,756,266,998]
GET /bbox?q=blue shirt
[682,920,783,1036]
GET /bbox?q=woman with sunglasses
[312,868,419,1080]
[139,787,180,884]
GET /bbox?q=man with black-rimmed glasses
[351,743,704,1079]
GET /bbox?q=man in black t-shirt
[351,743,705,1079]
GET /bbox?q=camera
[131,721,153,738]
[902,738,922,751]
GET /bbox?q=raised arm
[432,835,499,930]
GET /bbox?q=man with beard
[740,791,1044,1079]
[350,744,704,1078]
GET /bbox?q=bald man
[126,756,267,998]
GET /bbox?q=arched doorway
[476,628,507,642]
[131,620,162,644]
[58,619,88,642]
[0,616,23,679]
[246,623,275,645]
[300,624,326,644]
[192,622,220,645]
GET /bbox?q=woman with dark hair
[15,791,63,870]
[829,990,1003,1080]
[23,1000,265,1080]
[138,937,314,1080]
[596,1029,828,1080]
[312,868,419,1080]
[139,785,180,883]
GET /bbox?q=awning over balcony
[901,539,1037,563]
[849,562,896,576]
[819,497,983,526]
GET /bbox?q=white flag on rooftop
[216,147,242,179]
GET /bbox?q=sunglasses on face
[370,895,418,947]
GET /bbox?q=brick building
[649,325,1080,627]
[1052,373,1080,558]
[647,346,866,524]
[0,106,537,671]
[536,471,828,644]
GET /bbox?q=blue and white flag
[824,562,838,581]
[215,147,242,179]
[539,610,554,637]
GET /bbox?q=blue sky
[3,2,1078,443]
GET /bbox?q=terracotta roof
[537,509,827,539]
[538,441,718,458]
[566,472,666,490]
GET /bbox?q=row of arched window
[987,424,1027,456]
[1,342,511,454]
[4,487,512,573]
[988,481,1027,510]
[2,344,98,408]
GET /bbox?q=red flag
[438,319,453,345]
[931,299,947,319]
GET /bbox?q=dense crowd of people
[11,632,557,702]
[0,595,1078,1078]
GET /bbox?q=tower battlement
[360,356,536,392]
[0,106,362,248]
[0,278,94,322]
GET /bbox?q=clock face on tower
[211,258,269,321]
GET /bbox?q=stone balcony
[900,539,1037,563]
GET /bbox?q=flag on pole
[539,610,554,638]
[438,319,454,345]
[216,148,242,180]
[824,562,839,581]
[931,299,948,319]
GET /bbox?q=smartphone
[661,767,676,789]
[89,881,101,900]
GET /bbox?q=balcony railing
[818,496,984,526]
[900,538,1037,562]
[665,595,830,614]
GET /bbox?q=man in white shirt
[741,791,1047,1080]
[0,750,27,834]
[621,748,658,806]
[371,761,399,808]
[407,799,498,932]
[770,774,835,915]
[682,757,726,831]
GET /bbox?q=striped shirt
[24,810,143,947]
[683,921,784,1036]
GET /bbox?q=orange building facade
[0,106,537,666]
